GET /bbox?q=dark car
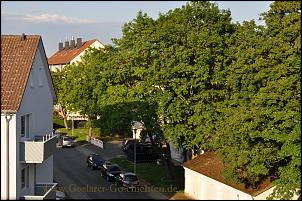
[115,172,139,189]
[86,154,106,170]
[122,139,140,152]
[100,164,123,182]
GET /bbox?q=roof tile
[1,35,41,112]
[47,39,98,65]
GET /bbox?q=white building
[183,151,299,200]
[48,37,104,72]
[48,37,104,121]
[1,34,57,199]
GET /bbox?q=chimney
[21,33,26,41]
[59,40,64,51]
[70,36,75,48]
[76,38,82,48]
[64,40,69,49]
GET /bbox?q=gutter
[3,110,15,199]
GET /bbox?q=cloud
[1,12,97,24]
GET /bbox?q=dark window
[21,114,30,138]
[21,168,25,188]
[21,116,25,137]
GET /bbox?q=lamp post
[131,121,146,175]
[134,128,137,174]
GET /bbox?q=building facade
[1,34,57,199]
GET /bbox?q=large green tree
[214,1,300,199]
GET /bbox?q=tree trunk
[57,103,69,129]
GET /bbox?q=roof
[123,172,137,176]
[183,151,274,196]
[1,35,41,112]
[47,39,100,65]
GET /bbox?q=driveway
[53,141,169,199]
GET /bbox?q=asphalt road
[53,142,169,199]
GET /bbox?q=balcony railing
[20,133,57,163]
[22,183,57,200]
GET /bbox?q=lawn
[109,157,184,194]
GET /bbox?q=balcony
[20,134,57,163]
[22,183,57,200]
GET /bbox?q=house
[1,34,57,199]
[48,37,104,121]
[183,151,298,200]
[48,37,105,72]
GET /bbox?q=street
[53,141,169,199]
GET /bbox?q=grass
[109,157,184,194]
[55,127,100,142]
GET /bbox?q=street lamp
[131,121,146,174]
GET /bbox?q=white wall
[1,41,55,199]
[71,40,104,64]
[184,167,253,200]
[1,114,17,199]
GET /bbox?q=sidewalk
[75,140,170,199]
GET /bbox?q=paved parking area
[53,141,170,199]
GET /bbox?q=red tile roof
[183,151,273,196]
[1,35,41,112]
[47,39,100,65]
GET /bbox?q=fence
[90,137,104,149]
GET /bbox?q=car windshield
[63,137,73,141]
[93,155,103,161]
[124,175,138,181]
[109,166,121,172]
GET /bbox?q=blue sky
[1,1,273,57]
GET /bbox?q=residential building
[1,34,57,199]
[183,151,299,200]
[48,37,104,72]
[48,37,104,121]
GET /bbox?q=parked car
[100,163,123,182]
[115,172,139,189]
[56,190,66,200]
[122,139,140,152]
[61,136,75,147]
[86,153,106,170]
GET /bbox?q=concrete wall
[36,156,53,183]
[184,167,253,200]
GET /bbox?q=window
[21,114,30,138]
[38,67,43,87]
[21,167,29,189]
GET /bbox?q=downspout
[4,111,13,199]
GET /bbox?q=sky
[1,1,273,57]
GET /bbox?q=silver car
[62,136,75,147]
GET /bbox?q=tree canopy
[52,1,301,199]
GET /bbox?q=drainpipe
[4,111,13,199]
